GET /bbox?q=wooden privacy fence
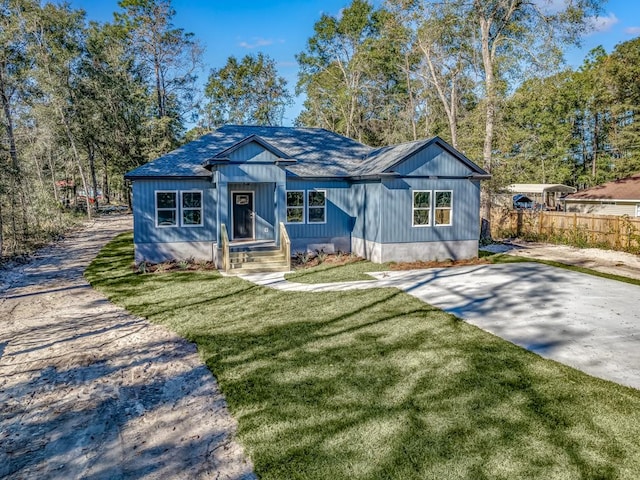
[492,210,640,253]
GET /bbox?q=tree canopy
[2,0,639,259]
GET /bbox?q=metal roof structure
[125,125,489,180]
[507,184,577,195]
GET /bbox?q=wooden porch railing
[279,222,291,271]
[220,223,230,273]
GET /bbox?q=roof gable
[357,137,489,178]
[124,126,489,180]
[212,134,293,162]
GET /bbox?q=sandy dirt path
[0,215,255,480]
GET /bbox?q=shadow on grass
[86,234,640,480]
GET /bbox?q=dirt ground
[2,216,639,479]
[482,240,640,281]
[0,215,255,480]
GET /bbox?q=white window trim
[412,190,431,227]
[155,190,178,228]
[155,190,204,228]
[307,189,327,224]
[285,190,306,224]
[180,190,204,228]
[434,190,453,227]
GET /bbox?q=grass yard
[285,258,389,284]
[86,233,640,480]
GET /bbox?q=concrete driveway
[368,263,640,390]
[243,263,640,390]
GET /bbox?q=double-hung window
[156,191,178,227]
[307,190,326,223]
[412,191,431,226]
[434,191,453,226]
[155,190,203,227]
[181,191,203,226]
[286,191,305,223]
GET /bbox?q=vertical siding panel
[380,178,480,243]
[394,144,476,177]
[132,179,216,244]
[285,179,353,240]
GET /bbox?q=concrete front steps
[227,241,290,273]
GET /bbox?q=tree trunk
[0,64,22,251]
[479,16,495,242]
[88,142,100,212]
[102,155,110,204]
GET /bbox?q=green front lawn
[87,233,640,480]
[285,259,389,284]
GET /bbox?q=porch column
[275,180,286,245]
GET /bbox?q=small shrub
[316,248,327,264]
[295,251,310,265]
[136,261,149,274]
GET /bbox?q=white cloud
[238,38,283,49]
[586,13,619,35]
[625,26,640,35]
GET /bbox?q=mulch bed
[135,253,490,274]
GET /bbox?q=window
[307,190,326,223]
[434,191,453,226]
[156,191,177,227]
[286,191,305,223]
[412,191,431,226]
[155,190,203,227]
[181,191,203,226]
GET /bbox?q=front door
[232,191,254,240]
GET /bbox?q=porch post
[275,181,286,246]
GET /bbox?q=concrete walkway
[240,264,640,391]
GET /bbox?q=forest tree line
[2,0,638,258]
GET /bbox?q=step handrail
[220,223,230,273]
[279,222,291,271]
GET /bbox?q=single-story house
[564,173,640,216]
[124,125,490,272]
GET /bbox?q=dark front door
[232,191,254,239]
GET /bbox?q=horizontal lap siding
[380,178,480,243]
[285,179,354,239]
[132,179,216,244]
[565,201,637,216]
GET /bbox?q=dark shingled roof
[565,173,640,201]
[125,125,488,179]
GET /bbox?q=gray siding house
[125,125,490,270]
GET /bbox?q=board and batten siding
[351,182,382,243]
[284,179,354,240]
[379,178,481,244]
[218,164,285,184]
[393,143,476,177]
[228,141,279,162]
[227,182,276,240]
[132,179,216,244]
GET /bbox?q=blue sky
[69,0,640,126]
